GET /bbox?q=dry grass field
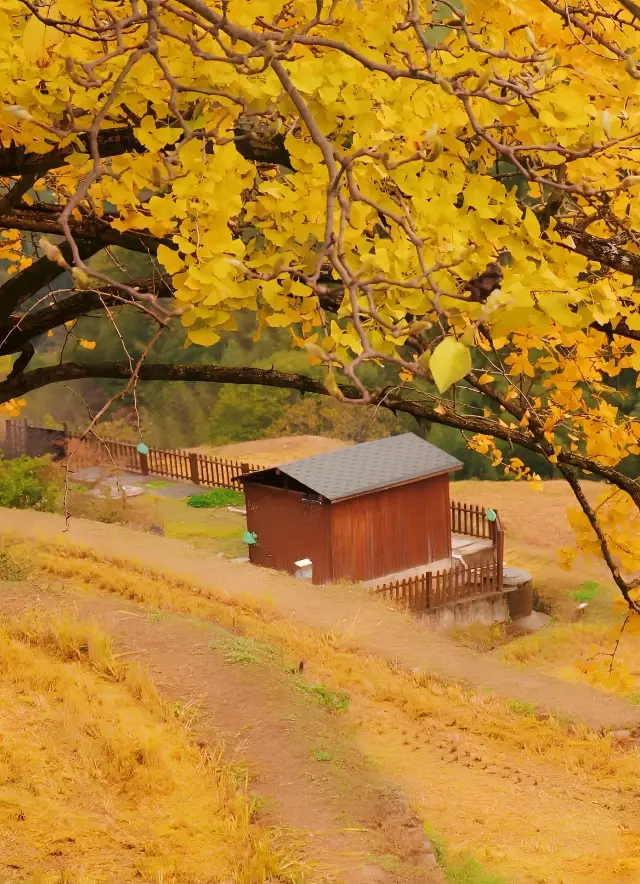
[192,435,350,467]
[0,606,298,884]
[8,537,640,884]
[450,480,640,699]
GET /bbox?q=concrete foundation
[419,578,534,632]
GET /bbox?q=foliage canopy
[0,0,639,601]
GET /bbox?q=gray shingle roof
[248,433,462,501]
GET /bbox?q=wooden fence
[66,434,262,489]
[4,420,261,491]
[4,419,66,461]
[373,560,501,613]
[451,500,493,539]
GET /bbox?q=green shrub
[0,456,60,511]
[186,488,244,508]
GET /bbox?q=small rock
[149,524,164,536]
[612,729,633,741]
[534,710,551,722]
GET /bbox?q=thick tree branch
[555,222,640,277]
[0,205,169,254]
[1,359,637,501]
[0,239,102,321]
[0,128,143,177]
[0,124,291,178]
[6,343,35,380]
[0,173,38,216]
[0,283,171,355]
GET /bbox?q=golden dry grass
[452,479,614,618]
[28,540,640,884]
[451,480,640,697]
[191,435,350,467]
[0,606,300,884]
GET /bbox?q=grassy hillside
[20,538,640,884]
[0,607,298,884]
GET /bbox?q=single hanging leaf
[157,244,184,275]
[430,337,472,393]
[78,339,96,350]
[188,327,221,346]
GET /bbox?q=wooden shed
[241,433,462,584]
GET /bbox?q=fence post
[189,452,200,485]
[5,419,13,458]
[496,518,504,590]
[426,572,431,609]
[139,450,149,476]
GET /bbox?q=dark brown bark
[555,222,640,277]
[0,283,170,355]
[0,239,102,321]
[0,124,291,178]
[0,128,143,177]
[0,205,170,254]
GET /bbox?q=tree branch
[555,222,640,277]
[557,462,640,611]
[0,123,291,177]
[0,239,102,321]
[0,205,170,254]
[0,173,38,216]
[2,358,635,499]
[0,283,171,355]
[0,128,143,177]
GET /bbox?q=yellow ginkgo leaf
[188,327,220,346]
[430,337,472,393]
[79,339,96,350]
[22,10,62,65]
[157,244,184,275]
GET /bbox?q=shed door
[245,484,332,583]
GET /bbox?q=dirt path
[2,508,639,730]
[0,579,441,884]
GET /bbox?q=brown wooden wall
[244,483,333,584]
[329,474,452,583]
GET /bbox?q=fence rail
[3,420,262,491]
[450,500,493,539]
[373,560,501,613]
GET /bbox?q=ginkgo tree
[0,0,639,606]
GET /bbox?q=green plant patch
[187,488,244,508]
[209,635,266,665]
[570,579,602,604]
[145,479,170,490]
[312,750,332,762]
[295,679,350,712]
[508,699,538,717]
[425,827,509,884]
